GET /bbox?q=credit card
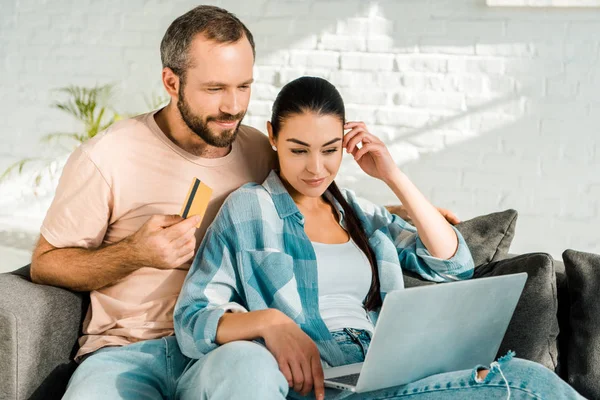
[179,177,213,228]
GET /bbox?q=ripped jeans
[65,332,584,400]
[288,328,585,400]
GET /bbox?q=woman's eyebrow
[322,138,341,147]
[287,138,309,146]
[286,138,341,147]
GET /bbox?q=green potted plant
[1,84,121,187]
[1,84,169,188]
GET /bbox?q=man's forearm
[31,237,140,292]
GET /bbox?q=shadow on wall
[233,0,600,256]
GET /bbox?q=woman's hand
[343,121,399,184]
[262,310,325,399]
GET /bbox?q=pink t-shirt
[40,110,274,360]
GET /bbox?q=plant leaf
[50,83,118,143]
[0,157,39,182]
[41,132,81,143]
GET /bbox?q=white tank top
[312,239,375,334]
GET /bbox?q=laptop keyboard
[327,373,360,386]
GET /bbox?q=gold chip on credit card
[179,177,213,228]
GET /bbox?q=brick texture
[1,0,599,257]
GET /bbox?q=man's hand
[385,204,461,225]
[436,207,460,225]
[262,310,325,400]
[30,214,201,291]
[127,214,200,269]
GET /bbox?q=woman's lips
[302,178,326,187]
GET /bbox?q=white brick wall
[1,0,599,259]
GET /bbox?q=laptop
[323,273,527,393]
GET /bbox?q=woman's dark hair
[271,77,382,311]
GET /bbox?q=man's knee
[63,353,118,399]
[64,349,163,400]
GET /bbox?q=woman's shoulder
[338,187,378,214]
[336,186,392,227]
[209,181,276,232]
[227,181,273,205]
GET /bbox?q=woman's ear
[266,121,276,148]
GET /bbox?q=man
[31,5,458,399]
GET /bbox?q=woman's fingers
[342,126,365,149]
[354,142,380,162]
[342,121,369,145]
[289,360,305,393]
[344,121,367,131]
[300,358,314,395]
[346,130,368,154]
[344,128,383,155]
[311,354,325,400]
[278,360,294,388]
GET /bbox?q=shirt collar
[262,170,346,225]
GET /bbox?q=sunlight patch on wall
[488,0,600,6]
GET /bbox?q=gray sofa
[0,265,86,400]
[0,254,572,400]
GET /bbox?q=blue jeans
[62,336,288,399]
[64,332,585,399]
[288,328,584,399]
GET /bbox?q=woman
[174,77,583,399]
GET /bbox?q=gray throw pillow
[403,209,518,287]
[562,249,600,400]
[474,253,559,372]
[454,209,518,268]
[402,210,561,371]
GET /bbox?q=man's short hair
[160,5,255,77]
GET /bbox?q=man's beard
[177,86,245,148]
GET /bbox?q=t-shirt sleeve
[41,146,112,249]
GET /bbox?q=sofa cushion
[403,210,519,287]
[562,249,600,399]
[553,258,570,380]
[0,267,86,400]
[473,253,559,371]
[402,210,518,287]
[454,209,518,268]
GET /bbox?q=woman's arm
[174,192,325,398]
[215,305,325,399]
[221,309,325,398]
[174,232,249,358]
[345,188,474,282]
[215,309,280,343]
[384,170,458,260]
[384,204,461,226]
[343,121,473,281]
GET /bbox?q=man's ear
[266,121,276,147]
[162,67,180,101]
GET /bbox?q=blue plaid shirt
[174,170,474,367]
